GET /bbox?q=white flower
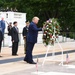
[48,33,50,35]
[46,20,49,23]
[45,31,47,33]
[47,36,49,38]
[44,34,46,36]
[47,28,49,30]
[46,25,48,27]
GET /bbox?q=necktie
[15,27,19,32]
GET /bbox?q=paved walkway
[0,42,75,75]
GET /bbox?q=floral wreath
[43,18,60,46]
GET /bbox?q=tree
[14,0,75,30]
[0,0,75,31]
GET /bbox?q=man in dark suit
[22,20,30,54]
[0,29,3,57]
[7,22,12,47]
[11,21,19,56]
[24,17,42,64]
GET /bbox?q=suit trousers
[12,42,18,55]
[24,38,27,54]
[24,42,35,63]
[0,41,2,53]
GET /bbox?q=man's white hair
[32,17,39,21]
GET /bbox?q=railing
[2,33,24,47]
[60,31,75,40]
[2,32,75,47]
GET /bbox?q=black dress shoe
[12,54,18,56]
[29,62,36,64]
[24,59,29,63]
[0,55,2,57]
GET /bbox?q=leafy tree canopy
[0,0,75,31]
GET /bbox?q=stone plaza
[0,42,75,75]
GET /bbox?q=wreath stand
[42,27,64,66]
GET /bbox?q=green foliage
[0,0,75,32]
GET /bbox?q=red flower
[56,26,58,28]
[50,34,52,38]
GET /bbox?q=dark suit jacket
[0,30,3,41]
[22,26,28,37]
[11,27,19,42]
[7,25,12,36]
[27,22,42,43]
